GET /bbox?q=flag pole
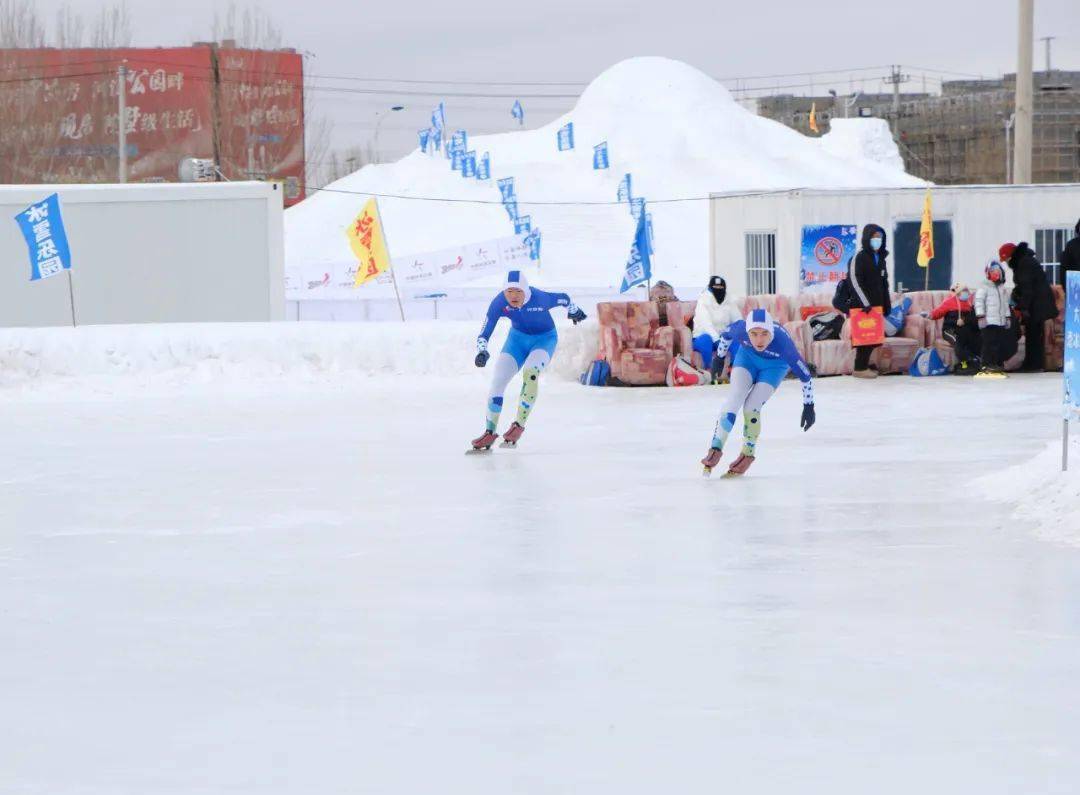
[66,270,77,327]
[924,259,930,291]
[372,199,406,322]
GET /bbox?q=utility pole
[1014,0,1034,184]
[117,62,128,182]
[1040,35,1055,72]
[883,64,909,140]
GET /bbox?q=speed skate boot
[468,430,499,454]
[500,422,525,448]
[725,453,756,477]
[701,447,723,477]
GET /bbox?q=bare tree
[54,5,84,48]
[0,0,45,47]
[212,3,282,49]
[211,4,333,200]
[90,2,131,48]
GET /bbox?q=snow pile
[819,118,908,174]
[0,321,598,387]
[973,438,1080,546]
[286,57,924,294]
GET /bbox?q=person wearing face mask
[974,260,1017,378]
[692,275,742,382]
[920,283,981,374]
[849,224,893,378]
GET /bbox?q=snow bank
[286,57,923,294]
[818,118,908,174]
[973,438,1080,547]
[0,321,599,387]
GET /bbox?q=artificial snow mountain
[285,56,924,295]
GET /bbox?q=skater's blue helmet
[746,308,775,335]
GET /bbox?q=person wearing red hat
[1000,241,1058,372]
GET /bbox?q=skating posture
[701,309,815,477]
[469,270,586,452]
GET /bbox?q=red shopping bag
[850,307,885,346]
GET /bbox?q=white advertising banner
[286,234,531,301]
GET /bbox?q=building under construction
[757,71,1080,185]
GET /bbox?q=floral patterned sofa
[596,301,676,385]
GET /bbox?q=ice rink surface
[3,372,1079,794]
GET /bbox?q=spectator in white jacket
[692,275,743,377]
[975,260,1017,375]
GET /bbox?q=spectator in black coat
[1001,241,1059,372]
[1060,219,1080,287]
[850,224,892,378]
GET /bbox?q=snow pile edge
[0,321,599,386]
[972,438,1080,547]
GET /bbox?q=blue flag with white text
[511,100,524,125]
[497,177,515,201]
[593,142,609,169]
[477,152,490,180]
[557,122,574,151]
[620,212,652,293]
[617,173,632,203]
[16,193,72,281]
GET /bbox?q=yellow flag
[346,198,392,287]
[917,188,935,268]
[809,102,819,134]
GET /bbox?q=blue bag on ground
[580,359,611,386]
[909,347,950,377]
[884,296,913,337]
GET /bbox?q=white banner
[286,234,531,301]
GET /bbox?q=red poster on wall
[0,45,305,204]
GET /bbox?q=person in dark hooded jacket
[1001,241,1058,371]
[1060,219,1080,287]
[850,224,892,377]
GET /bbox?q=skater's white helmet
[746,308,775,335]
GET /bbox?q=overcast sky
[31,0,1080,164]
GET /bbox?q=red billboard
[0,45,304,204]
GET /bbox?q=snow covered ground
[3,327,1080,793]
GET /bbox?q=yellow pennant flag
[809,102,819,134]
[346,198,392,287]
[917,188,935,268]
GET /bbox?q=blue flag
[497,177,515,201]
[451,149,465,171]
[524,228,541,260]
[418,128,431,153]
[631,197,645,220]
[477,152,491,180]
[511,100,524,125]
[593,141,609,170]
[646,213,655,255]
[462,151,477,178]
[620,212,652,293]
[557,122,574,151]
[16,193,72,281]
[503,199,519,221]
[450,130,467,154]
[431,102,445,134]
[432,127,442,152]
[617,173,632,203]
[514,215,531,234]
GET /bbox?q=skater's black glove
[800,402,816,432]
[475,350,489,368]
[568,306,587,325]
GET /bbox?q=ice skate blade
[465,447,494,455]
[498,441,517,449]
[721,470,745,479]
